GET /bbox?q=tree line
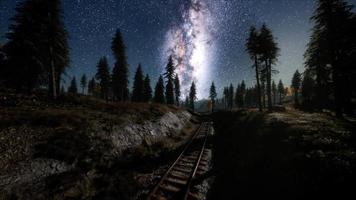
[207,79,287,112]
[0,0,199,109]
[302,0,356,116]
[239,0,356,116]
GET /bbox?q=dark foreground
[210,110,356,199]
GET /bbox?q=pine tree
[246,26,263,111]
[209,82,217,112]
[228,84,234,110]
[154,75,165,104]
[5,0,69,96]
[272,80,277,105]
[223,87,229,110]
[278,80,284,105]
[88,77,96,96]
[174,74,181,106]
[164,56,175,105]
[80,74,87,94]
[111,29,129,101]
[240,81,246,107]
[291,70,302,106]
[259,24,280,111]
[189,81,197,111]
[235,81,246,108]
[95,57,110,100]
[68,76,78,95]
[305,0,355,116]
[132,64,144,102]
[301,70,315,109]
[143,74,153,102]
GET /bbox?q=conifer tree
[246,26,263,111]
[240,80,246,107]
[80,74,87,94]
[228,84,234,110]
[68,76,78,95]
[291,70,302,106]
[223,87,229,110]
[174,74,181,106]
[154,75,165,104]
[189,81,197,111]
[143,74,153,102]
[305,0,355,116]
[259,24,280,111]
[88,77,96,96]
[111,29,129,101]
[209,82,217,112]
[164,56,175,105]
[272,80,277,105]
[235,84,241,108]
[95,57,110,100]
[278,80,284,104]
[5,0,69,96]
[301,70,315,108]
[132,64,144,102]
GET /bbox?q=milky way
[163,0,215,98]
[3,0,354,99]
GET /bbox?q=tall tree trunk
[49,45,57,100]
[254,56,262,112]
[266,60,272,111]
[262,82,266,108]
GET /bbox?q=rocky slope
[0,96,197,199]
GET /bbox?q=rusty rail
[147,122,211,200]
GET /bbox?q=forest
[0,0,356,199]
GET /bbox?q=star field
[1,0,355,99]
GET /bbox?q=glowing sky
[1,0,355,99]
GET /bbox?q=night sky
[1,0,355,99]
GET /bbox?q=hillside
[0,95,199,199]
[211,108,356,199]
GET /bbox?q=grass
[210,110,356,199]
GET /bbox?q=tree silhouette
[174,74,181,106]
[95,57,110,101]
[209,82,217,112]
[235,81,246,108]
[277,80,285,105]
[132,64,144,102]
[272,80,277,105]
[154,75,165,104]
[80,74,87,94]
[111,29,129,101]
[4,0,69,97]
[143,74,153,102]
[291,70,302,106]
[305,0,356,116]
[301,70,315,109]
[164,56,175,105]
[68,76,78,95]
[88,77,96,96]
[259,24,280,111]
[189,81,197,111]
[246,26,263,111]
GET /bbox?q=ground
[0,95,198,200]
[1,94,355,200]
[210,108,356,199]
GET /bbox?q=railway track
[147,122,212,200]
